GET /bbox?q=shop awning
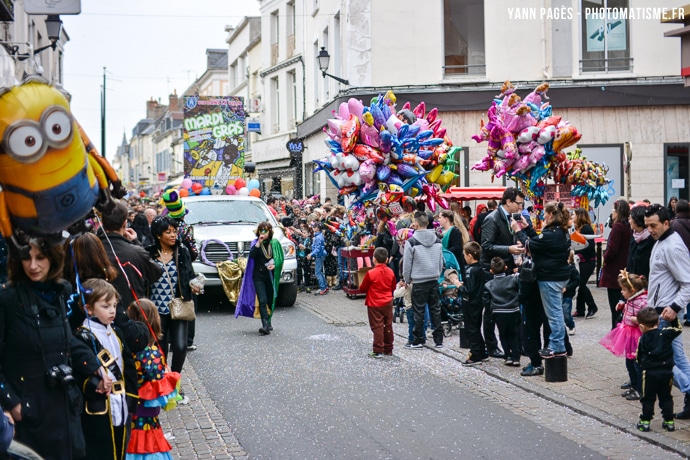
[440,186,506,201]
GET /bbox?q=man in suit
[479,187,527,358]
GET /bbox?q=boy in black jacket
[483,257,521,367]
[635,307,682,432]
[459,242,488,366]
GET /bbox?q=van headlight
[282,242,296,259]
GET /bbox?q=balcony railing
[443,63,486,76]
[580,57,633,73]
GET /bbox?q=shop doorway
[665,144,689,202]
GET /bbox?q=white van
[182,195,297,307]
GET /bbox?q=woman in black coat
[512,201,571,357]
[0,237,103,459]
[375,219,401,279]
[147,216,199,388]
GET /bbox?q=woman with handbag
[148,216,199,404]
[511,201,572,358]
[235,222,285,335]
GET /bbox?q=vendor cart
[341,247,375,299]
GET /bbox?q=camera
[46,364,76,389]
[511,213,523,221]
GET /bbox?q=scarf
[441,226,453,250]
[633,228,650,244]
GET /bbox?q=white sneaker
[178,393,189,405]
[568,327,576,336]
[164,431,176,441]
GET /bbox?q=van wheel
[277,282,297,307]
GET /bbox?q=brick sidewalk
[299,285,690,457]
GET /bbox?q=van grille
[201,241,242,263]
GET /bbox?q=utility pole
[101,66,106,157]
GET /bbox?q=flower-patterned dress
[125,345,181,460]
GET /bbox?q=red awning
[440,186,507,201]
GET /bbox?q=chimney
[169,90,179,112]
[146,98,157,119]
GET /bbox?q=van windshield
[184,200,273,226]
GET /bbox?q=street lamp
[316,47,349,85]
[3,15,63,61]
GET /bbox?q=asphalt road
[188,291,604,460]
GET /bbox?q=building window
[666,144,689,202]
[271,77,280,134]
[322,28,329,100]
[313,41,320,108]
[305,163,320,197]
[580,0,631,72]
[271,10,280,66]
[443,0,485,75]
[287,70,297,125]
[287,1,296,58]
[229,60,237,89]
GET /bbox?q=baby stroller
[439,249,463,337]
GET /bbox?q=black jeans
[482,271,499,352]
[626,358,643,393]
[411,280,442,345]
[521,281,547,367]
[575,259,597,315]
[494,311,521,361]
[465,303,487,360]
[160,313,188,373]
[254,273,274,321]
[187,294,198,346]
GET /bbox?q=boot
[259,319,270,335]
[267,318,273,332]
[676,393,690,419]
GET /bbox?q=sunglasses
[259,229,269,234]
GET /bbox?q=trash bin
[544,355,568,382]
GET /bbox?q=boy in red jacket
[359,248,397,358]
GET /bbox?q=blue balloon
[248,178,261,190]
[200,187,212,195]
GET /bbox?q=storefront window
[666,144,689,202]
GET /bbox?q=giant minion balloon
[0,76,122,239]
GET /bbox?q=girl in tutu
[126,299,181,460]
[599,270,647,400]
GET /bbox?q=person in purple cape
[235,222,285,335]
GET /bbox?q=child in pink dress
[599,270,648,400]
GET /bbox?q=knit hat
[162,189,187,219]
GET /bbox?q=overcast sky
[62,0,260,160]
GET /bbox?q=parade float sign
[183,96,246,189]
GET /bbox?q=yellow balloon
[436,170,456,186]
[426,164,444,183]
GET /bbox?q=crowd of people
[0,194,199,459]
[0,182,688,458]
[278,188,690,434]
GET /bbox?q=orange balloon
[249,188,261,198]
[179,188,189,197]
